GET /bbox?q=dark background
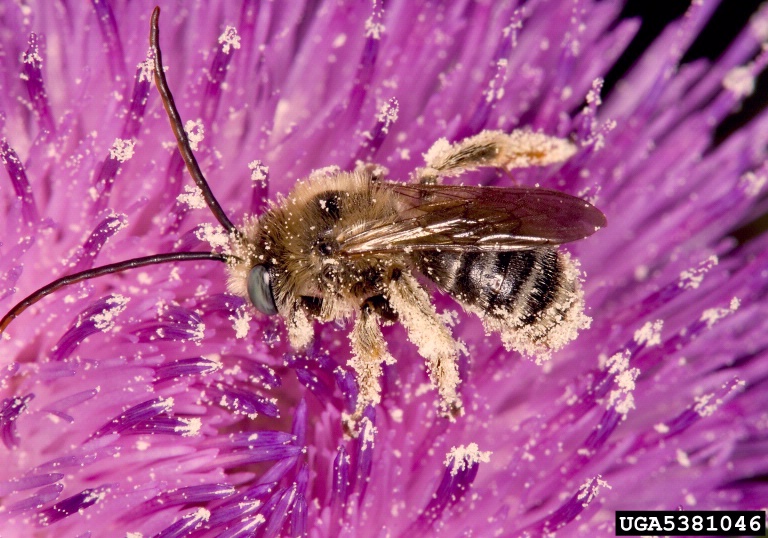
[607,1,767,242]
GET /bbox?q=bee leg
[387,272,463,419]
[344,304,395,436]
[415,129,576,184]
[286,303,314,350]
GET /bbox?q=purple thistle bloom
[1,0,767,536]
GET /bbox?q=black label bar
[615,510,766,536]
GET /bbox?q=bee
[0,8,605,432]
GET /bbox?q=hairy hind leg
[387,272,463,418]
[416,129,576,184]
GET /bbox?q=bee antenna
[0,252,228,335]
[150,6,240,237]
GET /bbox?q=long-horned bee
[0,8,605,430]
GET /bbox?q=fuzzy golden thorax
[227,171,408,321]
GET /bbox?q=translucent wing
[337,183,606,255]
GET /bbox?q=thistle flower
[1,1,768,537]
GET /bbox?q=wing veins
[338,182,606,256]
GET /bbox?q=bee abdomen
[418,249,566,325]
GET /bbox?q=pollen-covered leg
[387,272,463,418]
[416,129,576,184]
[286,304,314,349]
[344,308,395,434]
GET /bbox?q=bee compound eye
[247,265,278,316]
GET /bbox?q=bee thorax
[226,172,406,315]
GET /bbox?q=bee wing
[338,183,606,255]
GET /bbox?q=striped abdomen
[416,248,571,326]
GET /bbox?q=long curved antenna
[0,252,227,334]
[150,6,239,236]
